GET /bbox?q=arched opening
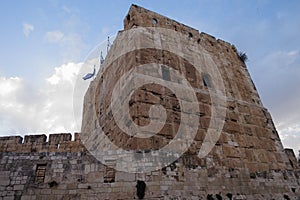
[202,73,212,88]
[152,18,158,26]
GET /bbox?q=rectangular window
[104,166,116,183]
[35,164,47,183]
[161,65,171,81]
[186,65,196,82]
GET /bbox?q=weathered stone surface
[0,4,299,200]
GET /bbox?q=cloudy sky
[0,0,299,156]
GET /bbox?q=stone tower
[0,4,299,200]
[81,4,300,199]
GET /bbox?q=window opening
[202,73,212,88]
[35,164,47,183]
[152,18,158,26]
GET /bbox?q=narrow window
[136,180,146,199]
[186,65,196,82]
[104,166,115,183]
[202,73,212,88]
[35,164,47,183]
[188,32,193,38]
[161,65,171,81]
[152,18,158,26]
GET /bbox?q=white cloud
[0,62,83,135]
[45,30,64,43]
[47,62,80,85]
[44,30,85,61]
[260,50,299,69]
[279,131,300,157]
[0,77,22,96]
[62,6,71,14]
[23,23,34,37]
[40,62,83,133]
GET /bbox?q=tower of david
[0,5,299,200]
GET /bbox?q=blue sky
[0,0,299,155]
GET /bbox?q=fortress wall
[0,4,299,200]
[0,133,85,153]
[0,149,299,199]
[86,5,288,172]
[80,4,300,199]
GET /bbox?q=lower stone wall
[0,152,299,200]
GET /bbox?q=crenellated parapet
[285,148,300,169]
[0,133,85,153]
[124,4,239,60]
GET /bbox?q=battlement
[285,148,299,169]
[0,133,85,153]
[0,133,298,170]
[124,4,238,55]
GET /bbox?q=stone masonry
[1,4,300,200]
